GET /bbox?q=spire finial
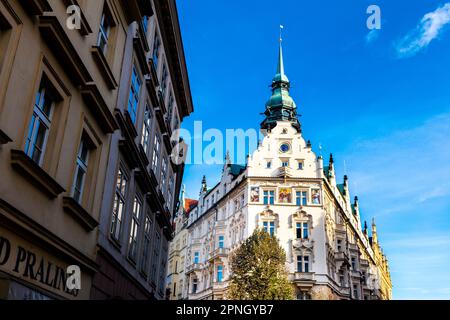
[279,24,284,43]
[276,25,286,80]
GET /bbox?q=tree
[227,229,295,300]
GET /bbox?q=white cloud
[396,3,450,58]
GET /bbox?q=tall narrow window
[167,91,174,126]
[152,135,161,173]
[128,66,141,124]
[351,257,357,270]
[297,255,310,273]
[194,251,199,264]
[263,221,275,236]
[353,284,359,299]
[167,176,174,209]
[160,63,168,97]
[160,157,167,193]
[141,212,153,274]
[25,79,54,165]
[296,191,307,206]
[128,196,142,261]
[192,278,198,293]
[217,265,223,282]
[97,9,111,55]
[159,244,167,294]
[72,138,89,203]
[111,168,128,242]
[151,230,161,283]
[263,190,275,205]
[141,105,152,154]
[152,35,160,69]
[218,235,224,249]
[142,16,148,34]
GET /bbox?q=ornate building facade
[169,39,392,300]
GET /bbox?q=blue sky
[175,0,450,299]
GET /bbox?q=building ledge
[0,129,12,144]
[91,46,118,89]
[120,0,153,25]
[147,58,160,87]
[19,0,52,16]
[62,0,92,35]
[38,15,93,86]
[133,35,150,76]
[80,83,119,134]
[62,196,99,232]
[10,149,65,199]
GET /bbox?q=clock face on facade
[279,143,290,153]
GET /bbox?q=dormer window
[266,160,272,169]
[281,160,289,167]
[297,160,304,170]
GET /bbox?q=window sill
[62,196,99,231]
[91,46,118,89]
[39,15,93,86]
[133,35,150,76]
[19,0,52,16]
[80,83,119,134]
[10,149,65,199]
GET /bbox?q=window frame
[127,65,142,124]
[263,189,275,205]
[128,193,143,262]
[24,80,55,166]
[110,165,128,243]
[71,138,90,203]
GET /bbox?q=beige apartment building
[0,0,192,300]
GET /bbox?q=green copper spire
[261,26,301,132]
[273,38,289,83]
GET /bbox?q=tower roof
[261,27,301,132]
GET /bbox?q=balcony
[351,270,362,278]
[335,251,350,263]
[291,272,315,290]
[186,263,202,274]
[292,272,314,282]
[208,248,229,261]
[339,286,351,296]
[189,288,213,300]
[215,220,226,229]
[213,281,229,290]
[335,223,346,233]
